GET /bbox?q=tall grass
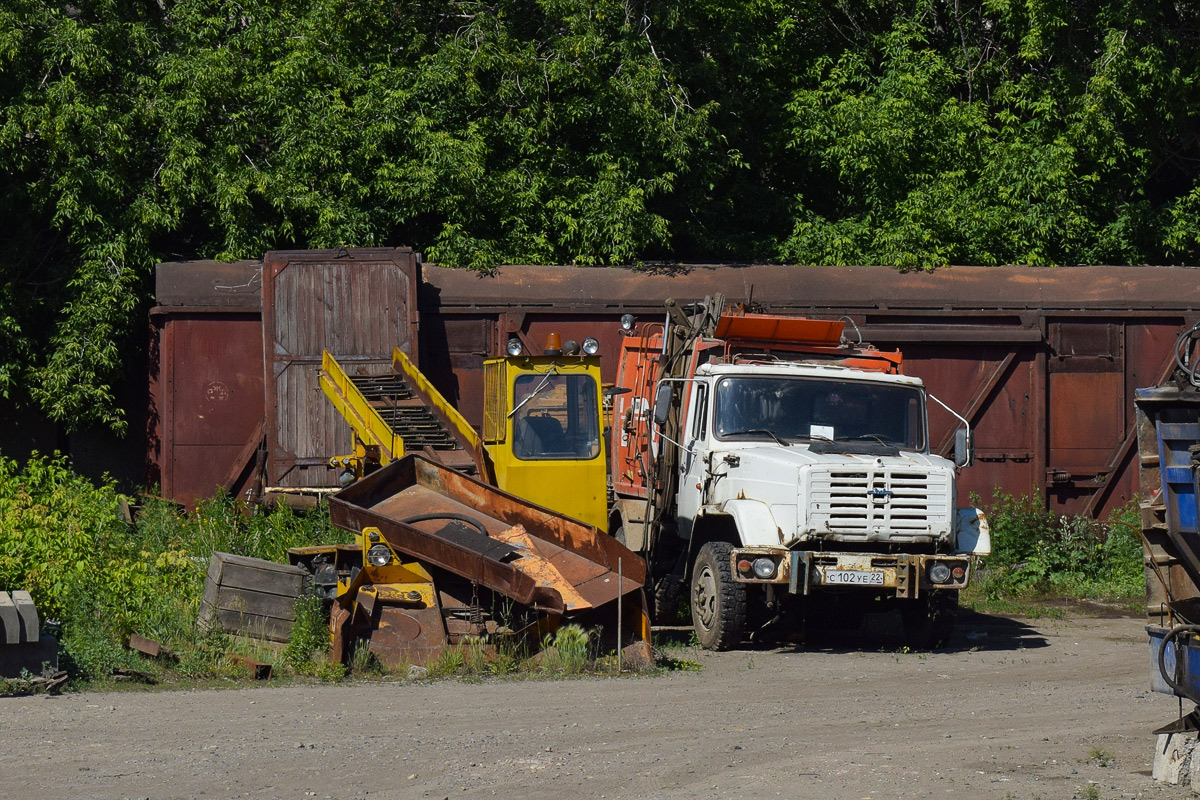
[0,454,661,686]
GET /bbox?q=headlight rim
[751,556,777,580]
[927,561,952,584]
[367,543,394,567]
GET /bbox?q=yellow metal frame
[348,527,437,607]
[318,351,402,468]
[483,355,608,530]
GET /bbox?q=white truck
[608,297,990,649]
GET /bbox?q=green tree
[777,1,1200,268]
[0,0,716,432]
[5,0,1200,435]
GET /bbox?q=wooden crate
[197,553,309,643]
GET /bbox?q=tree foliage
[3,0,1200,431]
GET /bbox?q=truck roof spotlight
[582,337,600,355]
[506,338,524,356]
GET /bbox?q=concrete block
[11,591,38,642]
[0,593,19,644]
[0,635,59,679]
[1154,732,1199,784]
[1188,740,1200,793]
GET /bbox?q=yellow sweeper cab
[481,332,608,530]
[320,332,607,531]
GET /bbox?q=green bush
[283,595,332,674]
[978,491,1144,601]
[0,452,346,684]
[0,452,133,622]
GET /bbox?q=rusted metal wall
[421,264,1200,517]
[150,260,265,507]
[261,249,421,488]
[152,256,1200,516]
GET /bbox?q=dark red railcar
[151,251,1200,517]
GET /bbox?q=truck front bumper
[729,548,970,599]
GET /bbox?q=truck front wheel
[690,542,746,650]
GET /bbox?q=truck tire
[652,577,683,624]
[690,542,746,650]
[900,590,958,649]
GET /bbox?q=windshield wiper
[506,367,559,419]
[724,428,790,447]
[841,434,892,446]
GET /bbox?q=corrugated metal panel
[261,249,420,488]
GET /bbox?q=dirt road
[1,610,1195,800]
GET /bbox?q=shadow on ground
[653,607,1050,656]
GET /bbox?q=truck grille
[808,468,952,538]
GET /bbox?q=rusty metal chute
[323,454,650,667]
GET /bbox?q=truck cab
[678,362,952,549]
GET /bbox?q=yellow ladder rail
[392,348,481,450]
[319,351,402,465]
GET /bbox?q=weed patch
[0,452,348,687]
[969,491,1144,608]
[0,453,658,690]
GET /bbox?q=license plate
[822,569,885,586]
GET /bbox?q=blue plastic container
[1148,625,1200,699]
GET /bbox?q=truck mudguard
[712,499,783,548]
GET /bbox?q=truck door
[676,381,710,540]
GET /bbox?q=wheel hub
[693,565,718,629]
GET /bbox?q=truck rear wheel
[690,542,746,650]
[900,590,957,649]
[652,577,683,624]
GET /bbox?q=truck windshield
[713,376,925,451]
[511,373,601,460]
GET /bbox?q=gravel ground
[1,610,1195,800]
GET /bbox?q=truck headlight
[582,337,600,355]
[367,544,393,567]
[752,557,777,579]
[928,562,952,584]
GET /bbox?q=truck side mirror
[953,428,974,468]
[653,384,674,427]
